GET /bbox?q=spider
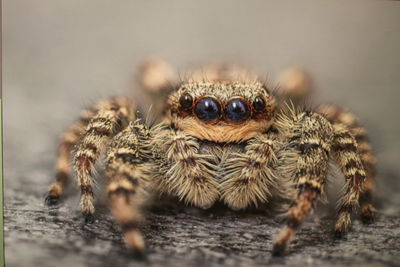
[44,58,376,256]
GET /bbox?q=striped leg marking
[273,184,320,256]
[45,105,97,205]
[319,105,376,223]
[106,122,152,253]
[332,126,366,237]
[73,97,136,221]
[273,112,332,256]
[352,127,376,223]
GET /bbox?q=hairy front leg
[332,125,367,236]
[273,112,333,256]
[45,116,88,205]
[319,104,376,223]
[74,97,136,222]
[45,98,133,205]
[106,121,153,253]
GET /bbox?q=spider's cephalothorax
[166,82,276,143]
[45,59,377,256]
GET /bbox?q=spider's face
[167,82,276,143]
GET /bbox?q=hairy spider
[45,58,376,256]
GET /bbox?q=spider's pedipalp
[221,129,281,210]
[154,130,220,209]
[106,121,153,253]
[73,97,136,220]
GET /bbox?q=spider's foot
[44,193,60,206]
[334,223,348,239]
[334,229,346,239]
[130,248,148,261]
[334,211,350,239]
[124,229,146,256]
[361,214,375,225]
[83,213,95,224]
[361,204,376,224]
[272,243,287,257]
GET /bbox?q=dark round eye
[179,93,193,109]
[195,97,221,122]
[226,99,250,123]
[253,96,265,111]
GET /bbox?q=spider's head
[166,81,276,143]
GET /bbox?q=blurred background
[3,1,400,266]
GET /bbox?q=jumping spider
[45,58,376,256]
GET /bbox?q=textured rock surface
[4,1,400,266]
[3,169,400,267]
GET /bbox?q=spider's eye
[179,93,193,109]
[195,97,221,122]
[253,96,265,111]
[226,99,250,123]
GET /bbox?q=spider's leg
[137,57,175,94]
[220,128,280,210]
[276,67,313,107]
[73,97,136,222]
[355,133,376,224]
[105,121,152,254]
[45,98,129,205]
[45,114,88,205]
[189,63,260,83]
[136,58,176,121]
[319,105,376,223]
[273,112,333,256]
[332,125,367,236]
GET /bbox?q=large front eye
[226,98,250,123]
[195,97,221,122]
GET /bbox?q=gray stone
[4,161,400,267]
